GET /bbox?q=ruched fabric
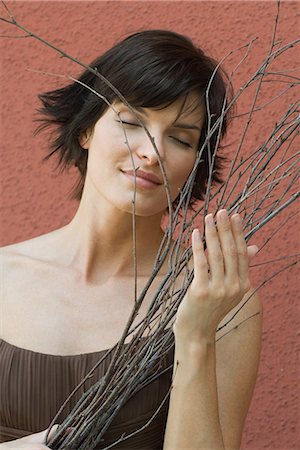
[0,339,174,449]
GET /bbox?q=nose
[136,135,165,165]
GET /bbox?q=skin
[0,92,262,449]
[164,213,261,449]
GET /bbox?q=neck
[58,191,167,284]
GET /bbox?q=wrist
[173,314,218,344]
[174,335,216,370]
[173,324,217,349]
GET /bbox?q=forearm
[163,338,225,450]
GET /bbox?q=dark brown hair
[37,29,232,206]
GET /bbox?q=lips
[122,169,162,185]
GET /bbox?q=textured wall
[0,1,299,449]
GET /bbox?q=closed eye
[116,120,140,127]
[170,136,193,148]
[116,120,192,148]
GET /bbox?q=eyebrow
[121,105,202,132]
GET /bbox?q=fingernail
[233,213,242,226]
[205,214,215,228]
[193,228,201,242]
[217,209,229,223]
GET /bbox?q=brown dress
[0,338,174,449]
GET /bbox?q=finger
[48,424,59,440]
[205,214,224,282]
[192,228,209,287]
[26,424,59,443]
[216,209,238,279]
[248,245,259,261]
[231,214,250,287]
[41,424,59,446]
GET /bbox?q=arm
[216,292,262,448]
[163,210,262,450]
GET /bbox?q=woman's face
[81,92,205,216]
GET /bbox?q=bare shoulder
[0,230,65,340]
[0,231,60,297]
[0,226,73,286]
[0,236,43,283]
[0,228,64,261]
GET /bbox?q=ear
[79,129,93,149]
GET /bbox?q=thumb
[247,245,259,261]
[45,424,75,445]
[41,423,59,444]
[48,423,60,439]
[22,424,59,444]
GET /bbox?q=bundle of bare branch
[1,1,299,449]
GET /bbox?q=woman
[0,30,262,449]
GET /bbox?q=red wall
[1,1,299,449]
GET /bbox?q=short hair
[37,29,232,207]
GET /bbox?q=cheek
[165,160,196,202]
[174,155,197,184]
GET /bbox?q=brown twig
[1,0,299,447]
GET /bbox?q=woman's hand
[0,425,58,449]
[174,210,258,345]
